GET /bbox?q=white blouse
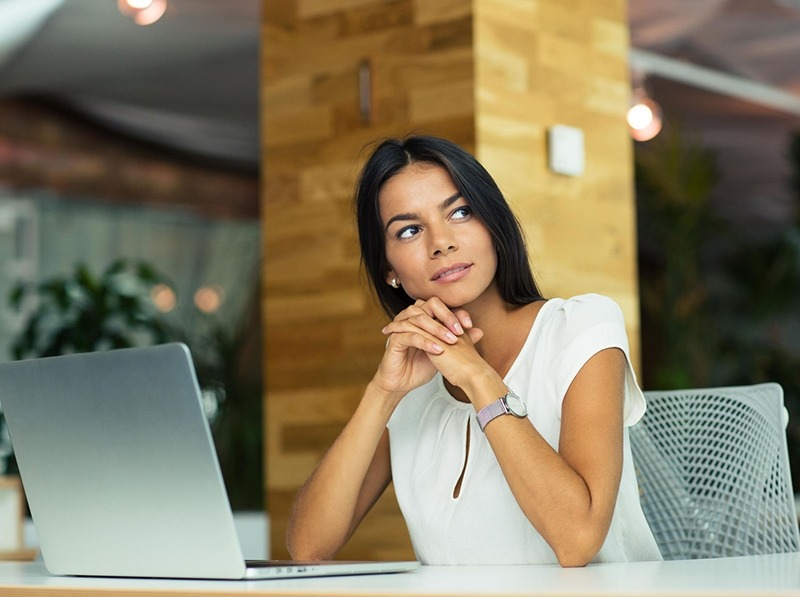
[386,293,662,565]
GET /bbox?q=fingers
[383,324,444,355]
[466,326,484,345]
[382,317,447,353]
[451,308,473,331]
[419,298,466,337]
[382,298,468,346]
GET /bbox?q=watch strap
[476,397,509,431]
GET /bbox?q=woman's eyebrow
[439,192,463,210]
[384,192,463,231]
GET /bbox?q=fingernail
[445,331,457,343]
[453,322,464,335]
[463,316,472,328]
[432,343,444,353]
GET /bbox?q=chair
[629,382,800,559]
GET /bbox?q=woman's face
[379,163,497,309]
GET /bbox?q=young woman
[286,135,661,567]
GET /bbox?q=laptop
[0,343,419,580]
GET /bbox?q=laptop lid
[0,344,420,580]
[0,343,419,580]
[0,343,252,579]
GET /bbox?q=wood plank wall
[262,0,475,560]
[474,0,640,364]
[262,0,636,560]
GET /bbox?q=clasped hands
[374,297,490,402]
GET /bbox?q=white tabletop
[1,552,800,596]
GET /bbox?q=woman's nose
[429,225,458,257]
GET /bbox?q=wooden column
[262,0,637,560]
[474,0,640,363]
[262,0,475,560]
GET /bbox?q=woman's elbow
[552,527,605,568]
[286,531,331,562]
[288,546,326,562]
[555,549,594,568]
[286,512,347,561]
[286,518,322,561]
[285,532,305,561]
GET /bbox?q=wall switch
[547,125,585,177]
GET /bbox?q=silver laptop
[0,343,419,580]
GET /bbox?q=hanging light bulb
[118,0,167,26]
[628,74,663,142]
[194,285,225,314]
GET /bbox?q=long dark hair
[355,135,543,317]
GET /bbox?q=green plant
[706,131,800,482]
[8,259,172,359]
[635,125,720,389]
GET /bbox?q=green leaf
[103,259,128,279]
[8,283,27,310]
[7,259,176,361]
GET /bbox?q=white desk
[1,552,800,596]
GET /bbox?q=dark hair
[355,135,543,317]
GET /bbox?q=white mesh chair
[629,382,800,559]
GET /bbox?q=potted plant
[8,259,171,359]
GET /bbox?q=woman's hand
[426,327,496,394]
[374,298,482,400]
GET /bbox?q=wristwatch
[476,390,528,432]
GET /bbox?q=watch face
[505,391,527,417]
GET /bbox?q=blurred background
[0,0,799,553]
[0,0,262,513]
[628,0,800,482]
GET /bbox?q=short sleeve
[552,294,646,426]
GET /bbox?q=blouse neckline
[435,298,555,408]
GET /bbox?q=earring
[390,277,400,289]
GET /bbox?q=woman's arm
[287,299,475,560]
[475,347,625,567]
[286,382,396,561]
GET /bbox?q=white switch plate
[547,125,585,177]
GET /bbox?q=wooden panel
[262,0,474,561]
[473,0,641,369]
[413,0,472,26]
[262,0,639,561]
[298,0,385,20]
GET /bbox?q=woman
[286,135,661,567]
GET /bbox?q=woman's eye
[397,225,421,240]
[451,206,472,220]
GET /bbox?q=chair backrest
[630,382,800,559]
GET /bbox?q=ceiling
[0,0,260,169]
[0,0,799,223]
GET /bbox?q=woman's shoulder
[543,293,625,330]
[531,293,630,362]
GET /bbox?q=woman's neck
[443,291,544,402]
[473,301,541,372]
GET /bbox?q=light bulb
[627,95,662,142]
[125,0,153,9]
[118,0,167,26]
[194,286,224,314]
[150,284,177,312]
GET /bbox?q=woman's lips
[431,263,472,283]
